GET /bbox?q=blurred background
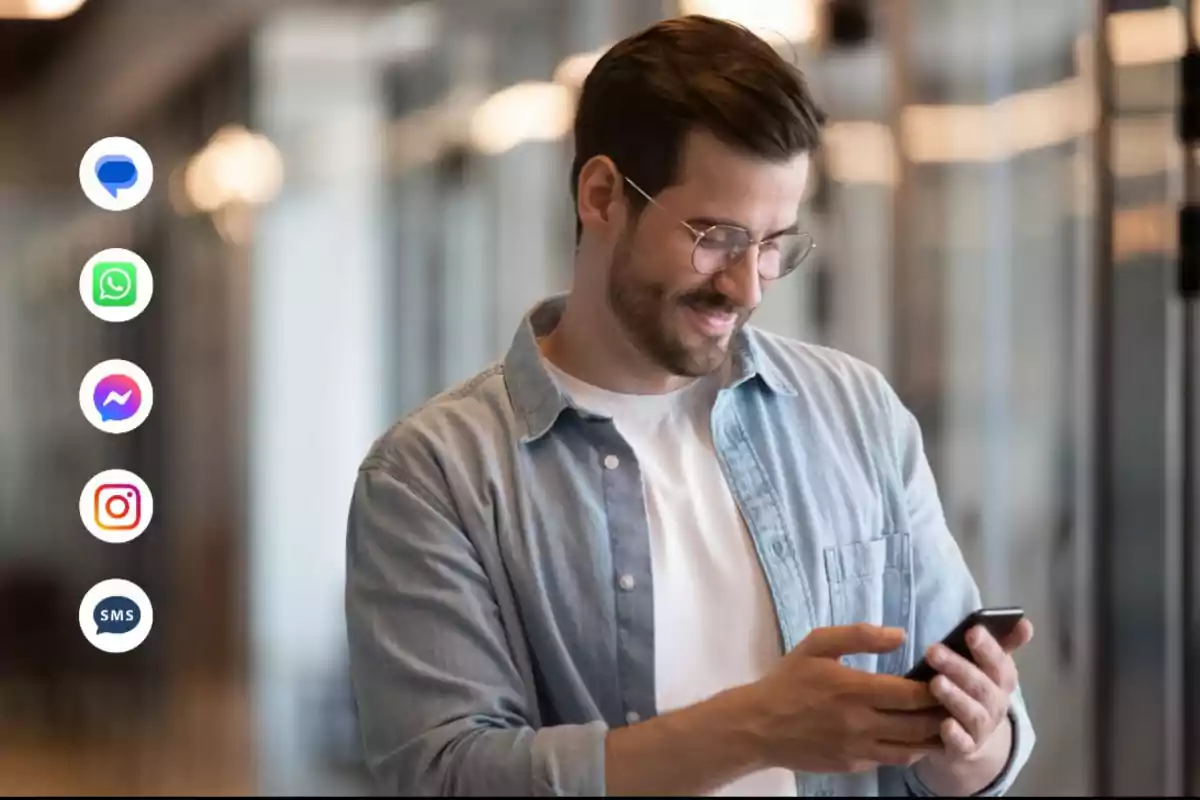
[0,0,1196,795]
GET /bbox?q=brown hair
[570,14,827,241]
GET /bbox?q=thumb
[795,623,906,659]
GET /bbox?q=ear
[576,155,623,236]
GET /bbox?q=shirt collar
[503,293,798,443]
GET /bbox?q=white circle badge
[78,359,154,434]
[79,578,154,654]
[79,137,154,212]
[79,248,154,323]
[79,469,153,544]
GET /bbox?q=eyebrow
[684,216,801,239]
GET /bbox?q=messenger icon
[80,137,154,211]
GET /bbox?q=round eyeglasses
[623,175,815,281]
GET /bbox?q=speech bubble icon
[92,374,142,423]
[93,262,137,306]
[95,155,139,198]
[94,595,140,635]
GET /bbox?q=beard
[606,232,751,377]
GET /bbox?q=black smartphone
[904,606,1025,682]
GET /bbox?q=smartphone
[904,606,1025,682]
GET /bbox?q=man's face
[607,130,811,377]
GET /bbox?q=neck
[541,290,697,396]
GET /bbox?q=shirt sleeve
[884,393,1037,797]
[345,455,609,797]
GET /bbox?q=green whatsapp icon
[93,261,137,308]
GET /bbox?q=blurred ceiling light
[822,121,897,186]
[469,82,575,156]
[553,46,609,91]
[1113,204,1174,261]
[1105,7,1186,67]
[902,77,1094,164]
[0,0,86,18]
[185,125,285,214]
[678,0,817,44]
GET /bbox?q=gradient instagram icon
[80,469,153,544]
[95,483,141,531]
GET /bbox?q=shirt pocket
[822,533,913,675]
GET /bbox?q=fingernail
[929,646,945,665]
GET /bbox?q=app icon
[79,248,153,322]
[78,359,154,434]
[79,578,153,653]
[95,262,136,306]
[79,469,153,543]
[79,137,154,211]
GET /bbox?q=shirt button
[618,574,636,591]
[625,711,640,724]
[604,454,620,470]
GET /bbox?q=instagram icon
[80,469,153,544]
[95,483,141,530]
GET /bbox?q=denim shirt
[345,294,1035,797]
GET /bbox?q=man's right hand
[739,623,946,775]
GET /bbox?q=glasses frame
[622,175,815,281]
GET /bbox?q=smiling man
[346,14,1036,797]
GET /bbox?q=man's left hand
[923,619,1034,760]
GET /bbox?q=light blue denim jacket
[345,294,1035,797]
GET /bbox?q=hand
[922,619,1034,762]
[741,623,947,775]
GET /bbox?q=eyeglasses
[623,175,815,281]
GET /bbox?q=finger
[965,626,1012,689]
[939,716,978,759]
[999,619,1035,653]
[847,673,941,711]
[796,623,906,659]
[870,708,948,744]
[927,644,1000,706]
[931,673,995,745]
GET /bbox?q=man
[346,14,1035,797]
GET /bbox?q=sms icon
[80,470,153,544]
[79,359,154,434]
[94,596,140,635]
[79,579,153,653]
[79,137,153,211]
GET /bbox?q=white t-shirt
[543,359,798,797]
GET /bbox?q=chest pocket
[823,533,913,675]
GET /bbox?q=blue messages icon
[95,155,139,198]
[94,595,140,635]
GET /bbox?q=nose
[714,245,763,310]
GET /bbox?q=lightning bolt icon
[102,390,133,407]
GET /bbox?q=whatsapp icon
[93,261,137,308]
[80,249,153,323]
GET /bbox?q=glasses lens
[692,228,815,279]
[759,233,815,280]
[692,226,749,275]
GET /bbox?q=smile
[684,305,739,335]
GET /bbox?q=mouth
[681,302,739,337]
